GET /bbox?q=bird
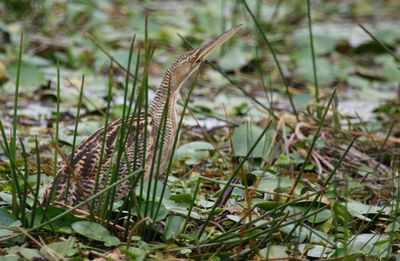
[43,25,242,208]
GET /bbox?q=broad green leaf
[19,248,42,260]
[332,201,353,224]
[297,244,330,258]
[40,237,77,259]
[280,224,331,244]
[7,62,46,94]
[292,92,313,109]
[72,221,108,241]
[259,245,288,259]
[218,45,250,71]
[29,206,82,231]
[345,201,389,221]
[136,180,170,201]
[103,235,121,247]
[170,193,193,204]
[0,255,18,261]
[348,234,390,257]
[306,209,332,223]
[375,28,400,46]
[164,214,186,240]
[0,208,16,227]
[72,221,113,244]
[292,33,337,55]
[121,246,147,261]
[174,141,214,165]
[258,176,303,195]
[163,199,203,220]
[255,200,280,211]
[279,224,308,243]
[295,57,336,84]
[0,208,22,239]
[232,123,275,160]
[137,201,168,222]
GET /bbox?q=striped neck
[149,69,177,123]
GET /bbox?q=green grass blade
[153,71,200,222]
[197,121,273,240]
[359,24,399,62]
[100,35,136,218]
[241,0,299,121]
[307,0,320,105]
[31,136,42,228]
[19,138,29,227]
[9,32,24,216]
[290,88,337,194]
[64,75,85,204]
[0,169,144,242]
[53,61,61,176]
[90,59,114,218]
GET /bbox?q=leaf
[0,255,19,261]
[279,224,309,243]
[306,209,332,223]
[169,193,193,204]
[280,224,332,244]
[348,234,390,257]
[40,237,77,259]
[292,33,337,55]
[103,235,121,247]
[232,123,275,160]
[292,92,313,109]
[164,214,186,240]
[297,244,330,258]
[174,141,214,165]
[0,208,16,227]
[72,221,109,241]
[258,176,303,195]
[295,57,336,84]
[163,199,203,220]
[332,201,353,224]
[374,28,400,46]
[345,201,389,221]
[218,45,250,71]
[259,245,288,259]
[72,221,119,246]
[121,246,147,261]
[19,248,42,260]
[29,206,82,231]
[255,200,280,211]
[137,201,168,222]
[136,180,170,201]
[7,62,46,94]
[0,208,23,241]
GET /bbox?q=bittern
[44,25,241,207]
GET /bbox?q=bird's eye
[188,56,196,62]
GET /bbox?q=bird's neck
[149,75,177,124]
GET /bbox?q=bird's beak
[195,24,242,63]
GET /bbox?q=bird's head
[166,25,242,94]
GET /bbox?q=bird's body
[44,26,241,208]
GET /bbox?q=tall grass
[307,0,320,106]
[9,33,24,217]
[241,0,299,121]
[1,3,396,259]
[90,59,114,218]
[64,75,85,204]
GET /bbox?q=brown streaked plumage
[43,25,242,207]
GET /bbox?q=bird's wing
[48,113,151,204]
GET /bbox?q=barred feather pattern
[43,51,195,207]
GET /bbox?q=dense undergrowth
[0,0,399,260]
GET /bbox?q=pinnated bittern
[44,25,241,207]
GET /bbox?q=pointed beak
[195,24,242,63]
